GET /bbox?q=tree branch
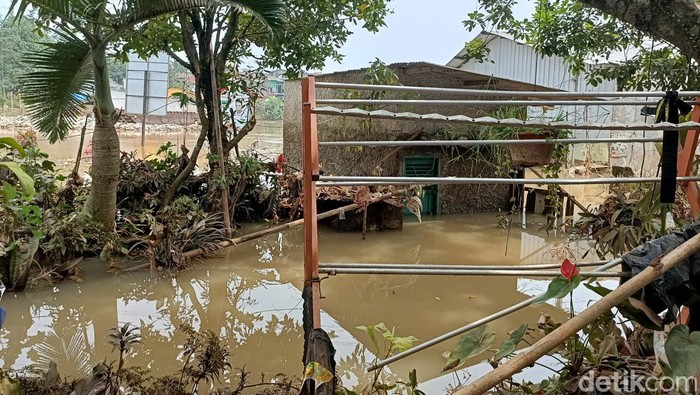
[178,12,200,76]
[224,117,257,153]
[164,46,193,74]
[216,10,240,74]
[579,0,700,61]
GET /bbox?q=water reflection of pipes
[320,261,609,271]
[321,268,629,278]
[365,257,623,372]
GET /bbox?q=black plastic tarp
[621,221,700,329]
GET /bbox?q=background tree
[168,59,194,90]
[257,96,283,121]
[12,0,285,229]
[107,58,127,87]
[462,0,700,91]
[0,16,42,109]
[122,0,393,205]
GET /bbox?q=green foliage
[349,323,423,395]
[459,37,492,64]
[443,325,496,372]
[574,184,670,258]
[257,96,283,120]
[106,57,127,86]
[107,323,142,371]
[179,324,232,389]
[20,35,93,143]
[665,325,700,378]
[0,162,35,196]
[260,1,393,75]
[461,0,697,91]
[585,283,663,331]
[0,16,44,96]
[356,323,419,356]
[532,275,581,304]
[0,137,35,196]
[0,138,25,156]
[493,324,528,360]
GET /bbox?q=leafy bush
[257,96,283,120]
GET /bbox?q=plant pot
[509,132,554,167]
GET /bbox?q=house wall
[283,65,512,214]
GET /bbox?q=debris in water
[407,196,423,223]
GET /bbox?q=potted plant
[484,106,571,168]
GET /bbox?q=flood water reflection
[1,214,601,393]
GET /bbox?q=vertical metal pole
[302,76,321,329]
[678,99,700,217]
[140,64,150,154]
[521,189,527,230]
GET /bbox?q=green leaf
[108,0,286,41]
[20,34,93,142]
[665,325,700,378]
[443,325,496,372]
[0,162,35,196]
[1,183,17,201]
[584,283,663,330]
[356,325,378,351]
[533,275,581,304]
[494,324,528,360]
[0,137,25,157]
[390,335,419,353]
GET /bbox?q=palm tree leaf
[107,0,285,40]
[20,36,94,143]
[9,0,104,36]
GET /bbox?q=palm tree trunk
[84,50,120,229]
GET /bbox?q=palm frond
[20,36,94,143]
[107,0,285,40]
[9,0,105,33]
[227,0,286,35]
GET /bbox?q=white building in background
[447,31,657,175]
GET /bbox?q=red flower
[560,258,579,280]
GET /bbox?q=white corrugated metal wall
[455,33,619,164]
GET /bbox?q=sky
[0,0,535,72]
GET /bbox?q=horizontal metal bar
[365,257,624,372]
[319,137,663,147]
[317,176,700,186]
[316,99,693,106]
[314,82,700,99]
[321,268,629,277]
[321,262,609,271]
[312,107,700,131]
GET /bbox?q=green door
[403,156,439,215]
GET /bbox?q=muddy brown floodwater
[0,214,617,393]
[0,120,283,172]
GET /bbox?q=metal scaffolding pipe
[320,268,628,277]
[315,99,695,106]
[319,137,664,147]
[365,258,624,372]
[320,261,609,271]
[314,82,700,99]
[317,176,700,186]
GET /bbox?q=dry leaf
[407,196,423,223]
